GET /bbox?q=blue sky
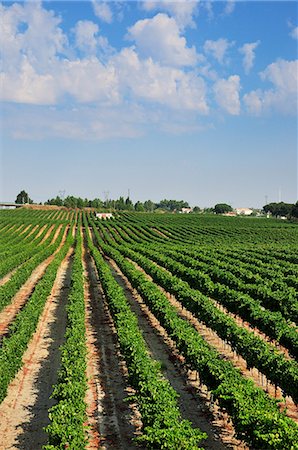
[0,1,297,207]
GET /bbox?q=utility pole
[103,191,109,208]
[59,190,66,201]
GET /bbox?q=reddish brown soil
[0,226,69,337]
[0,248,73,449]
[18,224,32,236]
[126,257,298,424]
[50,224,63,244]
[107,257,247,450]
[83,231,142,450]
[23,224,39,239]
[0,226,57,290]
[211,297,294,361]
[151,227,170,239]
[0,269,17,287]
[32,224,46,240]
[36,224,54,245]
[22,204,66,210]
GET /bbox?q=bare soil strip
[23,225,39,240]
[83,240,102,450]
[0,248,73,450]
[83,236,142,450]
[50,224,63,245]
[18,224,32,236]
[151,227,170,239]
[211,297,293,361]
[107,257,247,450]
[126,257,298,424]
[0,226,56,290]
[0,269,18,287]
[32,224,46,241]
[140,255,295,361]
[36,224,54,245]
[0,226,69,338]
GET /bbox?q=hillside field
[0,209,298,450]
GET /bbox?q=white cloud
[261,59,297,91]
[289,26,298,40]
[244,59,298,115]
[243,90,263,115]
[127,13,198,67]
[0,1,67,73]
[58,58,119,104]
[0,6,206,112]
[74,20,99,53]
[0,0,210,142]
[224,0,235,15]
[213,75,241,115]
[113,47,208,112]
[142,1,198,29]
[92,1,113,24]
[203,38,233,64]
[0,56,119,106]
[0,58,58,105]
[3,103,144,140]
[239,41,260,74]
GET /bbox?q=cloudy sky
[0,0,297,207]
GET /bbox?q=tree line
[43,195,194,212]
[263,202,298,219]
[14,190,201,211]
[15,190,298,218]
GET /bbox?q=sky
[0,0,297,208]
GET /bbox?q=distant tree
[193,206,201,213]
[144,200,156,212]
[83,198,91,208]
[135,201,145,212]
[15,190,33,204]
[214,203,233,214]
[125,196,134,210]
[91,198,103,209]
[45,196,63,206]
[64,196,78,208]
[158,199,189,212]
[115,196,126,210]
[263,202,293,217]
[291,201,298,218]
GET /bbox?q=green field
[0,208,297,449]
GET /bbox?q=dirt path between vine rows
[0,226,68,338]
[0,247,73,450]
[23,224,39,240]
[0,269,18,287]
[211,297,293,361]
[151,227,171,239]
[18,224,32,236]
[0,226,56,290]
[83,234,142,450]
[125,256,298,424]
[106,257,246,450]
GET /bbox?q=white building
[180,207,193,214]
[236,208,253,216]
[96,212,113,219]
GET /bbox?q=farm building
[96,212,113,219]
[236,208,253,216]
[180,207,193,214]
[0,202,22,209]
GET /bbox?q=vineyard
[0,208,298,450]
